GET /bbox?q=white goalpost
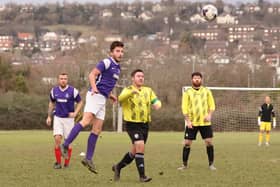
[183,87,280,132]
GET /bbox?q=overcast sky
[0,0,279,5]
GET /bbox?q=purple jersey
[91,57,121,98]
[50,85,81,118]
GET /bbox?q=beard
[192,81,201,87]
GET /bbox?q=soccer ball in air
[202,4,218,22]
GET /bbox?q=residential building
[228,25,257,42]
[0,35,13,51]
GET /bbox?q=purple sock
[64,123,83,147]
[86,133,98,160]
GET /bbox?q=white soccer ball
[202,4,218,22]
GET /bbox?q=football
[202,4,218,22]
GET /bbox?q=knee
[205,140,213,146]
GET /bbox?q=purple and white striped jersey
[91,57,121,98]
[50,85,81,118]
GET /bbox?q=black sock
[183,145,190,166]
[135,153,145,178]
[117,152,135,169]
[206,145,214,166]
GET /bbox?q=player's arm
[258,106,262,126]
[182,91,192,128]
[89,67,101,94]
[150,89,161,110]
[205,90,215,122]
[46,101,55,127]
[118,87,137,104]
[272,106,276,128]
[109,92,118,103]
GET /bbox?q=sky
[0,0,279,5]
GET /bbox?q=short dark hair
[110,41,124,52]
[131,69,144,77]
[58,73,68,77]
[191,72,202,78]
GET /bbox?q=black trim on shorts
[125,121,149,144]
[184,125,213,140]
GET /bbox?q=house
[190,14,206,24]
[204,41,229,55]
[60,35,77,51]
[216,14,237,25]
[263,27,280,41]
[244,4,261,13]
[139,11,154,21]
[102,9,113,18]
[152,3,166,13]
[238,41,263,53]
[121,12,136,19]
[233,53,252,64]
[40,32,60,52]
[0,35,13,51]
[208,53,230,64]
[20,4,34,13]
[0,5,6,12]
[228,25,257,42]
[17,32,34,51]
[192,29,222,41]
[267,5,280,14]
[104,35,122,43]
[261,53,280,67]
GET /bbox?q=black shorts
[184,125,213,140]
[125,121,149,144]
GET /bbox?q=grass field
[1,131,280,187]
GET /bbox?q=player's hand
[46,116,52,127]
[257,119,261,126]
[273,120,276,128]
[186,120,193,129]
[109,94,118,104]
[91,88,99,95]
[204,114,212,122]
[68,112,76,118]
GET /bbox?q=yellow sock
[258,133,263,144]
[266,133,270,143]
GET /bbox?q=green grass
[1,131,280,187]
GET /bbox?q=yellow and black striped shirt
[182,86,215,126]
[119,85,159,123]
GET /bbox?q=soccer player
[258,96,276,146]
[46,73,83,169]
[112,69,161,182]
[60,41,124,174]
[178,72,216,171]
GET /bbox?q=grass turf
[0,131,280,187]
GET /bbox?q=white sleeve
[73,88,79,98]
[50,88,54,100]
[103,58,111,70]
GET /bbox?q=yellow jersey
[182,86,215,126]
[119,85,159,123]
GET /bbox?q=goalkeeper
[258,96,276,146]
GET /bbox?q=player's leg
[258,122,265,146]
[201,126,216,170]
[63,118,75,168]
[53,116,63,169]
[60,112,93,158]
[54,135,63,169]
[265,122,272,146]
[112,122,136,181]
[178,126,197,170]
[81,116,103,174]
[135,124,151,182]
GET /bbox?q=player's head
[191,72,203,87]
[58,73,68,88]
[110,41,124,62]
[265,96,271,104]
[131,69,144,87]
